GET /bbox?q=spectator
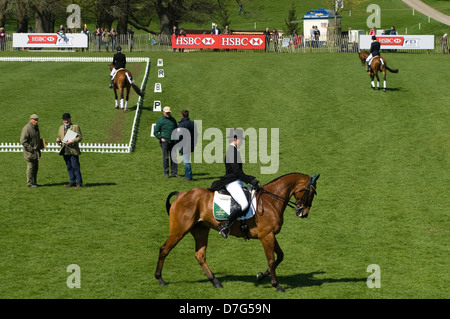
[154,106,179,178]
[172,25,179,52]
[20,114,42,187]
[94,27,102,51]
[81,26,89,52]
[441,33,448,54]
[272,28,279,52]
[110,28,117,50]
[390,26,398,35]
[177,110,197,181]
[0,27,6,51]
[264,27,271,52]
[127,26,134,52]
[103,28,111,51]
[56,113,83,188]
[211,24,221,35]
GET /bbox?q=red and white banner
[360,35,434,50]
[13,33,88,48]
[172,34,265,50]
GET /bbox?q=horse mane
[263,172,307,186]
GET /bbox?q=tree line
[0,0,239,35]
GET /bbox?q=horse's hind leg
[113,88,119,109]
[124,86,130,111]
[376,72,380,90]
[383,69,387,91]
[155,232,186,286]
[191,223,223,288]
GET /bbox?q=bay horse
[155,172,320,292]
[358,50,398,91]
[109,63,145,111]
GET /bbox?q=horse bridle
[256,176,317,217]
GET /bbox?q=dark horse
[109,63,145,111]
[358,50,398,91]
[155,173,320,292]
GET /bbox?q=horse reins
[253,177,317,216]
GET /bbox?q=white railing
[0,57,151,153]
[0,142,130,153]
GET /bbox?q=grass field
[0,50,448,299]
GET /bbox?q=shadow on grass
[212,271,367,289]
[41,182,117,187]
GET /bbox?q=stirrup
[219,222,230,239]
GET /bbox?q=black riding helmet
[116,46,122,52]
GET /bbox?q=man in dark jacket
[366,35,380,72]
[177,110,197,181]
[154,106,179,178]
[209,129,260,238]
[109,46,126,88]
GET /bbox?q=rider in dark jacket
[110,46,126,88]
[366,35,380,72]
[209,129,260,238]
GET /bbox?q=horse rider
[209,129,260,238]
[366,35,380,72]
[109,46,126,88]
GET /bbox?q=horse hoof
[211,278,223,288]
[256,272,264,281]
[276,286,286,293]
[157,279,167,286]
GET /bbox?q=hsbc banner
[13,33,88,48]
[172,34,265,50]
[360,35,434,50]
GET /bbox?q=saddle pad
[213,190,257,221]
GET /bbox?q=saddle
[213,186,256,221]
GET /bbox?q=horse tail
[166,191,179,215]
[385,64,399,73]
[131,82,145,97]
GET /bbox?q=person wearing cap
[20,114,42,187]
[56,113,83,188]
[109,45,126,88]
[365,35,380,72]
[209,129,260,238]
[154,106,179,178]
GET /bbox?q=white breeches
[225,180,249,211]
[110,68,117,78]
[366,54,373,65]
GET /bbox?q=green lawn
[0,50,448,299]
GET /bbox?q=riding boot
[219,199,243,239]
[109,77,113,89]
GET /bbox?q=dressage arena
[0,51,448,299]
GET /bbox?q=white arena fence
[0,56,151,153]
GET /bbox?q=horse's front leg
[258,234,285,292]
[383,70,387,92]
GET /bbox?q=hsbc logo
[202,37,215,45]
[249,38,263,46]
[377,36,404,46]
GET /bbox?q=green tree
[283,1,298,37]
